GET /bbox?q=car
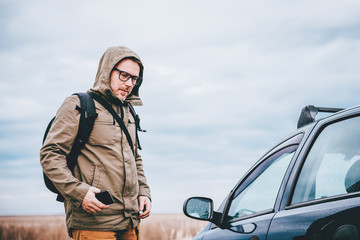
[183,105,360,240]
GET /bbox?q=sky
[1,0,360,215]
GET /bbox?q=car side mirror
[183,197,214,221]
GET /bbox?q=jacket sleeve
[135,149,151,201]
[40,95,90,207]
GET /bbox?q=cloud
[1,0,360,215]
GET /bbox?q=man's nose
[125,78,133,86]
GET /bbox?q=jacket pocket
[91,165,103,189]
[89,119,116,146]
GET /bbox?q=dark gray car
[184,105,360,240]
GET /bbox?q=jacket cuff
[139,188,151,202]
[71,183,91,208]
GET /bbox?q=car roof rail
[297,105,344,129]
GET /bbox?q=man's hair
[114,57,144,78]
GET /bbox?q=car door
[268,114,360,240]
[200,134,304,240]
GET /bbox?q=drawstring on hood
[91,46,144,106]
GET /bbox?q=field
[0,214,207,240]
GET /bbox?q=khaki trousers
[72,226,140,240]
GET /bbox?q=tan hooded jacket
[40,46,151,232]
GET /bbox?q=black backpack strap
[88,92,135,156]
[128,103,146,150]
[57,92,97,202]
[67,92,98,171]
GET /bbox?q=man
[40,46,151,240]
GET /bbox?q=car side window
[227,145,297,220]
[291,116,360,205]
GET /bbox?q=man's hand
[138,196,151,219]
[81,187,109,214]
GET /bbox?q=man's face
[109,59,140,101]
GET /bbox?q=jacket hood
[91,46,144,106]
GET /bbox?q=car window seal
[285,192,360,210]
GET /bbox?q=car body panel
[195,213,274,240]
[268,197,360,239]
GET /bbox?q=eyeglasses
[112,68,141,86]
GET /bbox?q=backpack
[42,92,145,202]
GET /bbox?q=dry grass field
[0,214,207,240]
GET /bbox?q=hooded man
[40,46,151,240]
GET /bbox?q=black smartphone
[95,190,115,205]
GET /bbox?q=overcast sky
[1,0,360,215]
